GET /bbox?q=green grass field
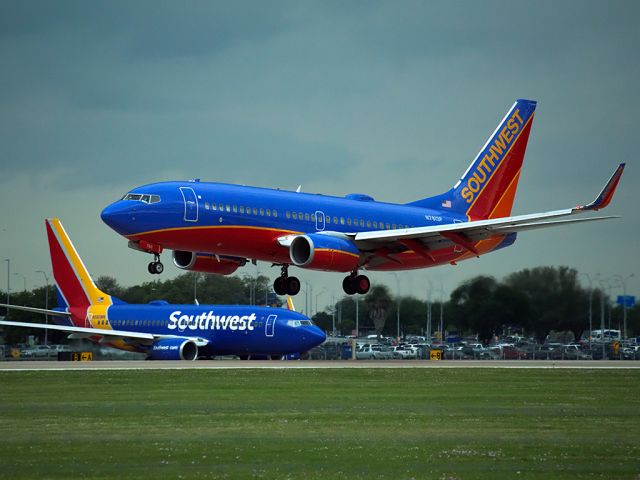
[1,368,639,479]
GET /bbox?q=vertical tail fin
[45,219,111,321]
[408,99,537,220]
[285,296,296,312]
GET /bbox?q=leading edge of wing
[354,208,588,243]
[355,162,624,244]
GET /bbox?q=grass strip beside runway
[0,368,638,479]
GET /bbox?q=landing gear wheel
[274,277,287,296]
[147,254,164,275]
[286,276,301,296]
[355,274,370,295]
[148,261,164,274]
[342,276,357,295]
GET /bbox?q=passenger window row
[203,202,279,218]
[202,201,413,231]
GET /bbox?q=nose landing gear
[273,265,301,296]
[148,254,164,275]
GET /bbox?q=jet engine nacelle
[172,251,247,275]
[289,233,360,272]
[148,338,198,361]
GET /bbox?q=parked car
[562,345,593,360]
[390,346,417,359]
[372,345,394,360]
[29,345,54,358]
[534,345,563,360]
[356,344,375,360]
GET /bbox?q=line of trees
[313,267,638,343]
[1,266,637,345]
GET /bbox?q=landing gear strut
[273,265,301,296]
[148,254,164,275]
[342,271,370,295]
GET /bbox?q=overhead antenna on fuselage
[296,185,302,193]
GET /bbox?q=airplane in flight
[100,99,625,297]
[0,219,326,360]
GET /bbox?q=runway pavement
[2,360,640,371]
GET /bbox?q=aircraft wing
[0,320,209,346]
[353,163,625,256]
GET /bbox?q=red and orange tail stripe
[464,108,535,221]
[46,218,112,327]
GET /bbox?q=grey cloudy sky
[1,0,638,311]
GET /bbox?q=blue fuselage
[94,303,325,356]
[101,181,516,272]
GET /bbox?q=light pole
[613,274,635,340]
[331,295,336,336]
[300,283,309,316]
[3,259,9,319]
[580,273,593,349]
[355,297,359,338]
[392,273,400,339]
[436,281,445,345]
[193,272,199,304]
[426,280,433,343]
[315,288,326,317]
[36,270,50,345]
[600,277,613,332]
[596,274,608,359]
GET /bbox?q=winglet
[576,163,625,211]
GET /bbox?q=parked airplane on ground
[0,219,325,360]
[101,99,625,297]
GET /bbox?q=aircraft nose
[101,201,136,235]
[303,326,326,349]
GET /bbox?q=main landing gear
[272,266,370,297]
[342,271,370,295]
[273,265,301,296]
[148,254,164,275]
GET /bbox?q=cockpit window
[287,319,315,327]
[122,193,142,201]
[122,193,161,204]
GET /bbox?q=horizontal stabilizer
[0,320,154,341]
[0,303,71,317]
[0,320,210,347]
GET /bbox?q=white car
[356,344,376,360]
[390,346,417,359]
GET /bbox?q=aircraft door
[265,314,276,337]
[315,211,325,231]
[179,187,199,222]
